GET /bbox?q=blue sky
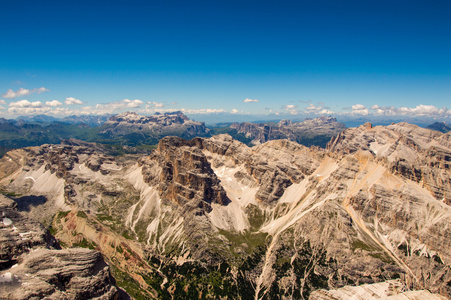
[1,0,450,123]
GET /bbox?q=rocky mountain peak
[140,136,230,212]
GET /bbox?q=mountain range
[0,112,349,155]
[0,121,450,299]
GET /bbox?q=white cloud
[9,100,43,108]
[180,108,226,114]
[304,103,334,115]
[8,106,52,115]
[46,100,63,107]
[398,104,447,116]
[319,109,334,114]
[351,104,366,111]
[285,104,296,110]
[92,99,145,114]
[0,105,4,110]
[349,104,369,115]
[123,99,143,108]
[231,108,239,114]
[147,101,164,108]
[35,87,49,93]
[243,98,259,103]
[65,97,83,105]
[0,100,5,105]
[369,104,449,117]
[2,87,49,99]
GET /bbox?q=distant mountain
[62,114,112,126]
[427,121,451,133]
[0,112,212,153]
[97,111,210,145]
[16,114,59,123]
[228,116,346,148]
[0,112,347,154]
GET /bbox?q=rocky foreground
[0,195,124,299]
[0,122,450,299]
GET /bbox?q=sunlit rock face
[1,122,451,299]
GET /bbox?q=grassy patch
[218,229,268,256]
[76,210,88,218]
[110,265,150,300]
[73,237,97,250]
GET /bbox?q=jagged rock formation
[230,116,346,147]
[1,122,451,299]
[0,195,123,299]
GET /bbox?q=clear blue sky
[1,0,450,122]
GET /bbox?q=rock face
[99,111,210,142]
[1,248,120,300]
[230,116,346,147]
[141,136,229,211]
[0,195,123,300]
[1,122,451,299]
[0,195,54,270]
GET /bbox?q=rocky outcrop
[0,195,54,270]
[0,195,124,299]
[0,248,121,300]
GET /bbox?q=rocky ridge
[230,116,346,147]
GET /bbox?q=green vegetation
[55,210,71,221]
[73,237,97,250]
[111,265,150,300]
[219,229,268,256]
[245,204,266,230]
[76,210,88,218]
